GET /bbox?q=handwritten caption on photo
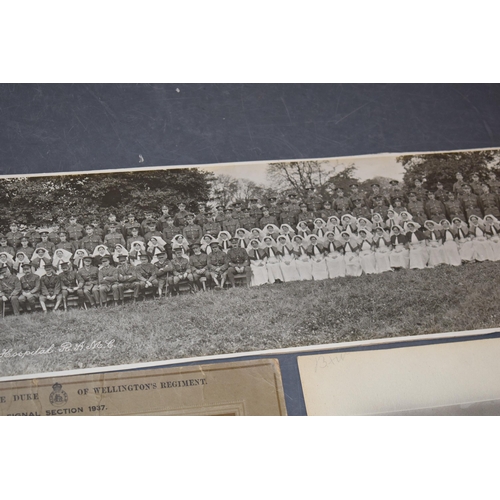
[0,340,115,361]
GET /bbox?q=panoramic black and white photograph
[1,147,500,378]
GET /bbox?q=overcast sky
[203,152,404,187]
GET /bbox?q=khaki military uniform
[116,262,142,300]
[104,232,126,252]
[189,253,210,284]
[0,274,22,315]
[202,221,222,239]
[154,258,173,292]
[460,193,482,219]
[479,193,500,217]
[19,273,40,311]
[77,266,100,306]
[79,234,103,254]
[98,266,120,303]
[226,247,251,286]
[40,273,62,310]
[59,269,83,307]
[183,224,203,245]
[66,223,84,241]
[425,199,447,223]
[169,255,193,286]
[6,231,24,249]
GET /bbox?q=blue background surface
[1,84,499,175]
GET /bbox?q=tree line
[1,149,499,231]
[0,168,212,229]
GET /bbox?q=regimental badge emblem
[49,382,68,407]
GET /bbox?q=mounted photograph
[1,147,500,380]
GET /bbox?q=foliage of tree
[267,160,357,198]
[209,174,239,206]
[0,168,213,229]
[398,150,500,191]
[209,175,275,206]
[234,179,267,203]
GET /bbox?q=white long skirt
[409,243,428,269]
[311,257,329,280]
[279,256,301,282]
[344,252,362,277]
[359,249,377,274]
[457,238,475,262]
[426,241,446,268]
[250,260,269,286]
[472,236,494,262]
[442,241,462,266]
[375,248,392,273]
[487,236,500,261]
[266,257,284,284]
[295,256,313,281]
[390,245,409,269]
[325,252,346,278]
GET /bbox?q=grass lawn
[1,261,500,378]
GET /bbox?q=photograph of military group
[0,147,500,381]
[1,148,500,319]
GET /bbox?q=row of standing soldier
[1,175,500,256]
